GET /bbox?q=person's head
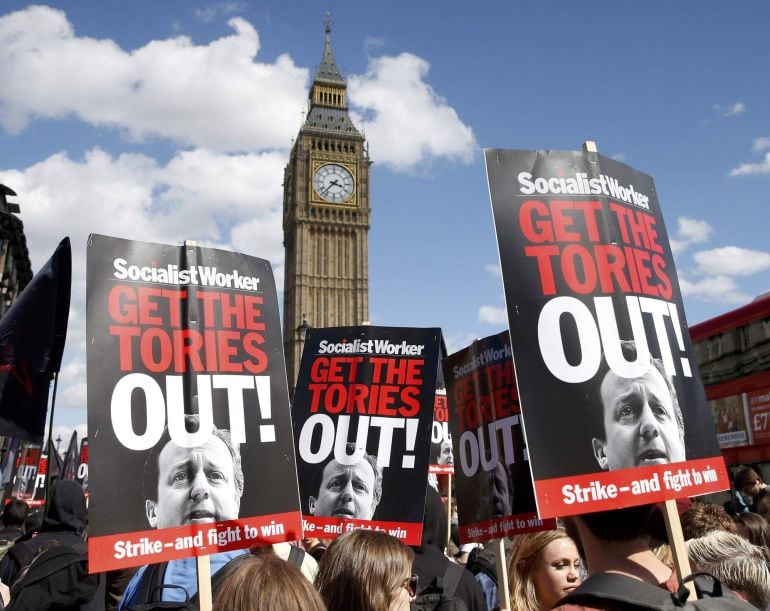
[733,512,770,552]
[508,529,581,611]
[143,414,243,529]
[23,507,43,536]
[437,439,453,466]
[2,498,29,528]
[213,554,327,611]
[734,467,766,501]
[309,444,382,521]
[576,504,657,543]
[43,480,87,535]
[687,531,770,609]
[587,341,685,471]
[681,502,738,540]
[316,530,415,611]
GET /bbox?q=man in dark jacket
[0,480,104,611]
[411,486,486,611]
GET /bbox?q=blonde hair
[316,530,413,611]
[508,529,576,611]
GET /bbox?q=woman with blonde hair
[213,553,327,611]
[315,529,417,611]
[508,529,582,611]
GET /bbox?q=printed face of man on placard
[143,416,243,529]
[590,342,686,471]
[437,439,454,466]
[309,445,382,520]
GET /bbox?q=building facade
[282,20,371,387]
[0,185,32,319]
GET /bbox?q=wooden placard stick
[494,537,511,611]
[580,143,696,600]
[446,473,453,555]
[183,239,214,611]
[663,499,695,599]
[196,555,213,610]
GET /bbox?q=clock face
[313,163,355,204]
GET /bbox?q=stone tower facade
[283,19,371,388]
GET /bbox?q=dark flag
[61,430,78,480]
[0,238,71,443]
[46,435,63,482]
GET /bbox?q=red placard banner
[749,388,770,445]
[486,149,729,518]
[86,235,302,573]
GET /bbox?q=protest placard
[86,234,302,572]
[485,148,729,518]
[429,390,454,475]
[292,326,440,545]
[444,331,554,542]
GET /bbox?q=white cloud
[485,263,502,278]
[4,146,286,411]
[752,136,770,152]
[693,246,770,277]
[669,217,713,255]
[478,305,507,325]
[730,152,770,176]
[0,6,308,151]
[713,101,746,117]
[49,424,88,451]
[443,332,480,356]
[678,275,751,304]
[348,53,477,171]
[194,2,246,23]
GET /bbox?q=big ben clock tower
[283,17,371,388]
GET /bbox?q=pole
[185,239,213,610]
[495,538,511,611]
[43,371,59,513]
[197,555,212,610]
[446,473,453,555]
[663,499,695,599]
[582,139,695,599]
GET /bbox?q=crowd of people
[0,466,769,609]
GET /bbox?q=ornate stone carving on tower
[283,17,371,388]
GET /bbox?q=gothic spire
[315,13,345,85]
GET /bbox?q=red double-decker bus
[690,294,770,485]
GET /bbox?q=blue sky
[1,1,769,438]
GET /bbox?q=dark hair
[585,340,683,442]
[733,512,770,552]
[734,467,763,491]
[23,507,43,535]
[213,554,326,611]
[577,504,657,542]
[681,502,739,540]
[316,442,383,508]
[142,414,243,503]
[316,530,413,611]
[2,498,29,528]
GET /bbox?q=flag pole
[43,371,59,513]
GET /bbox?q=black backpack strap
[557,572,679,610]
[287,544,305,568]
[135,561,168,604]
[441,562,465,599]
